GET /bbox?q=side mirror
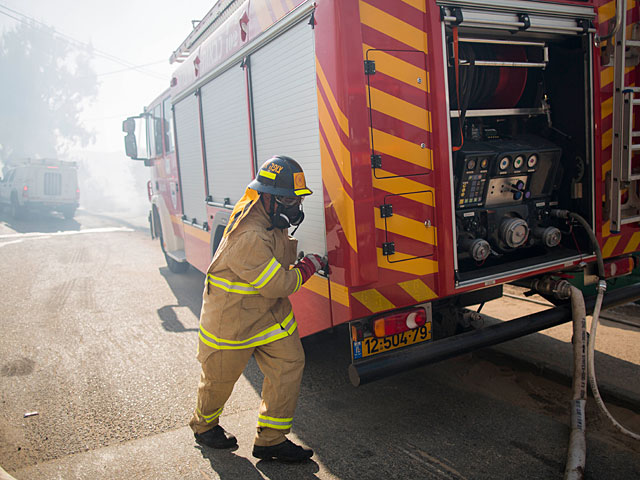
[122,115,150,162]
[124,133,138,159]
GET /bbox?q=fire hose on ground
[548,210,640,480]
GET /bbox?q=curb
[0,466,17,480]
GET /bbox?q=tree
[0,21,97,165]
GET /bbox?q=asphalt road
[0,208,638,479]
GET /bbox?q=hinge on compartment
[364,60,376,75]
[380,204,393,218]
[382,242,395,256]
[518,13,530,31]
[371,154,382,169]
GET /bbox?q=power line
[0,3,168,81]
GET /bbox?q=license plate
[352,324,432,360]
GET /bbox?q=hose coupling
[531,277,572,300]
[597,279,607,293]
[550,209,570,219]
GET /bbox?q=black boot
[252,439,314,462]
[194,425,237,449]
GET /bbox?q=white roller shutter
[174,94,207,225]
[201,65,253,204]
[250,20,326,255]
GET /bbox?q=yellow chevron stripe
[371,172,435,206]
[398,279,437,302]
[319,134,358,252]
[598,1,615,24]
[602,235,621,258]
[602,128,612,150]
[359,1,428,53]
[184,223,210,243]
[301,274,328,297]
[601,96,612,120]
[602,159,612,178]
[623,231,640,253]
[330,281,351,307]
[351,288,395,313]
[368,86,431,132]
[316,59,349,136]
[318,89,352,186]
[372,128,433,170]
[400,0,426,12]
[374,208,437,246]
[363,45,429,93]
[601,66,613,88]
[377,248,438,276]
[602,220,611,238]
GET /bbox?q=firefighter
[189,155,325,463]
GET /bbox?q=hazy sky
[0,0,214,153]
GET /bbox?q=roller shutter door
[250,20,326,255]
[201,65,253,204]
[174,94,207,225]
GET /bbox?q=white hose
[588,281,640,441]
[564,286,587,480]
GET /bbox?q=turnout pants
[189,329,305,447]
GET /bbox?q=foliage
[0,21,97,164]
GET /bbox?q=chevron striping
[398,279,437,302]
[363,45,429,93]
[351,288,395,313]
[368,86,431,131]
[374,210,437,246]
[377,248,438,276]
[317,88,352,186]
[359,1,428,53]
[372,128,433,170]
[316,59,349,135]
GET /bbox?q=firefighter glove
[294,254,324,284]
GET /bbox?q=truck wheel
[62,207,76,220]
[10,196,25,219]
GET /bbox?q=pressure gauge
[499,156,510,170]
[513,155,524,169]
[527,154,538,168]
[467,158,477,171]
[480,158,489,170]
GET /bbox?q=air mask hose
[551,210,640,450]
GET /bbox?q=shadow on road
[0,207,80,233]
[158,265,205,332]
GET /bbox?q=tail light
[22,185,28,198]
[372,308,427,338]
[76,188,80,200]
[604,256,637,278]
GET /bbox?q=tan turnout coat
[197,197,302,362]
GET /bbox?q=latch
[364,60,376,75]
[371,154,382,169]
[380,204,393,218]
[382,242,396,256]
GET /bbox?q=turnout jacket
[197,197,302,362]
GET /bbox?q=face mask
[267,196,305,230]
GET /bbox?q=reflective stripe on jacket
[197,198,300,361]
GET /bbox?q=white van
[0,159,79,219]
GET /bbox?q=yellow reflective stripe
[294,188,312,196]
[260,170,276,179]
[199,311,297,350]
[251,257,282,289]
[208,274,260,295]
[197,406,223,423]
[258,414,293,429]
[292,268,302,293]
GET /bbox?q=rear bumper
[23,200,78,210]
[349,282,640,386]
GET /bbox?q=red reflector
[373,308,426,338]
[604,256,636,278]
[46,166,59,169]
[23,185,28,191]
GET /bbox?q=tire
[62,207,76,220]
[10,195,25,219]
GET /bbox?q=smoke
[66,150,149,220]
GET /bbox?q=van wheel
[62,207,76,220]
[10,196,25,219]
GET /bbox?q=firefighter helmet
[248,156,313,197]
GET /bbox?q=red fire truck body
[125,0,640,381]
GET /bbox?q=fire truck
[124,0,640,385]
